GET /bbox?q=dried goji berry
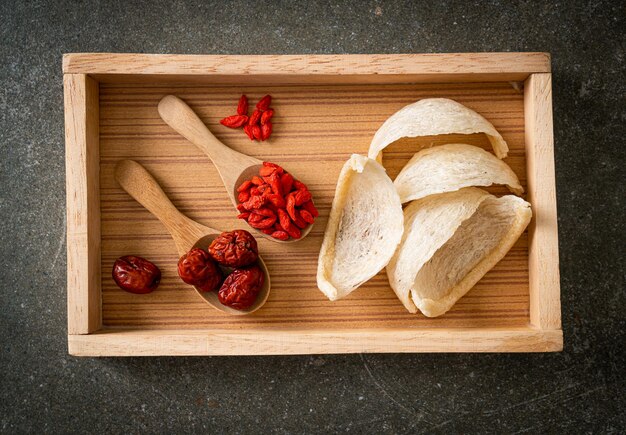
[271,230,289,241]
[280,173,294,194]
[257,184,271,194]
[262,161,283,171]
[264,193,285,209]
[260,109,274,125]
[237,191,250,203]
[248,213,263,223]
[255,208,275,218]
[294,189,312,206]
[286,194,297,221]
[236,204,246,212]
[252,125,263,141]
[299,209,315,224]
[291,211,308,229]
[301,200,319,217]
[243,124,255,140]
[237,180,252,192]
[261,122,272,141]
[237,212,250,220]
[250,176,264,186]
[263,173,283,197]
[237,95,248,116]
[256,95,272,111]
[261,228,274,235]
[220,115,248,128]
[259,165,276,177]
[248,215,276,229]
[248,109,262,126]
[242,195,265,210]
[277,208,292,232]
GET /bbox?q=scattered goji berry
[249,109,262,126]
[261,122,272,141]
[260,109,274,125]
[220,115,248,128]
[256,95,272,111]
[237,95,248,116]
[243,124,255,140]
[252,125,263,141]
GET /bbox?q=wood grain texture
[524,73,562,330]
[62,53,551,84]
[68,328,563,356]
[64,74,101,334]
[98,81,532,333]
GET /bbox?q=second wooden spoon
[114,159,270,316]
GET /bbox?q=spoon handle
[114,160,213,254]
[157,95,260,198]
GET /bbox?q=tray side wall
[68,328,563,356]
[524,73,562,333]
[62,52,551,84]
[64,74,102,334]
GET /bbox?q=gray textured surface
[1,0,624,433]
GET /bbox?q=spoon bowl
[114,159,271,315]
[157,95,313,243]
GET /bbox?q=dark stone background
[1,1,624,433]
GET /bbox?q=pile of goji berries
[220,94,274,141]
[236,162,319,240]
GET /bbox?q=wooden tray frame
[64,53,561,356]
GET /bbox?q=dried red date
[218,264,265,310]
[177,248,223,292]
[208,230,259,268]
[112,255,161,294]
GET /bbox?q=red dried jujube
[208,230,259,268]
[218,264,265,310]
[112,255,161,294]
[177,248,223,292]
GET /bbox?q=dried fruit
[221,94,274,141]
[237,180,252,192]
[218,264,265,310]
[220,115,248,128]
[177,248,223,292]
[208,230,259,268]
[249,109,262,126]
[260,109,274,125]
[237,190,250,203]
[252,125,263,141]
[243,124,255,141]
[237,95,248,116]
[235,162,314,240]
[271,230,289,241]
[112,255,161,294]
[256,95,272,111]
[261,122,272,141]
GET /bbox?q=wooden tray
[64,53,562,356]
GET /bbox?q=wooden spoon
[157,94,313,243]
[114,159,270,316]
